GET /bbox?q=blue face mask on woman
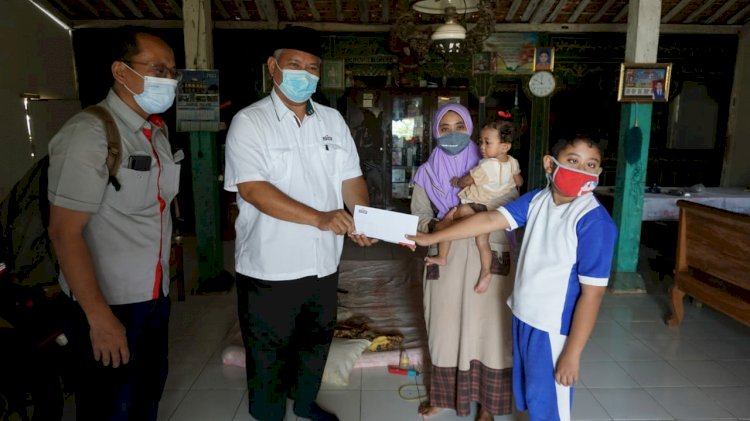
[274,62,319,103]
[436,132,472,155]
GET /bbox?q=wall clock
[528,71,556,98]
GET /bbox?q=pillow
[322,338,371,386]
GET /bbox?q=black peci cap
[274,26,322,58]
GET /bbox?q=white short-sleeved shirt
[48,89,181,305]
[499,188,618,335]
[459,155,520,209]
[224,90,362,280]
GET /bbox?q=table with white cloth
[595,186,750,221]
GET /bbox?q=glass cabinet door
[390,96,425,200]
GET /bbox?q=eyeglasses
[121,60,181,80]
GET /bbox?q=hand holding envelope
[353,205,418,248]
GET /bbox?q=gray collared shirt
[48,89,181,305]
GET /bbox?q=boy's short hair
[549,134,602,158]
[482,120,514,144]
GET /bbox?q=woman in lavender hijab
[411,103,517,420]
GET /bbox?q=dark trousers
[63,294,170,421]
[236,272,338,421]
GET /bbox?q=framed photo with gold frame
[322,59,345,90]
[532,47,554,72]
[618,63,672,102]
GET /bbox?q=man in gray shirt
[48,27,180,420]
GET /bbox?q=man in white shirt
[224,26,374,421]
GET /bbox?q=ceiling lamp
[430,7,466,55]
[392,0,495,61]
[412,0,479,15]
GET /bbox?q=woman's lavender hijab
[413,103,481,219]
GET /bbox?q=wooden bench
[667,200,750,327]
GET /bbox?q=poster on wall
[176,69,220,132]
[482,33,539,75]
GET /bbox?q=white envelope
[353,205,418,246]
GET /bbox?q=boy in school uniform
[409,135,618,421]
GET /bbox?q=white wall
[0,0,79,199]
[723,23,750,186]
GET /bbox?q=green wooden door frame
[189,131,223,284]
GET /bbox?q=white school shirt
[224,90,362,280]
[499,188,618,335]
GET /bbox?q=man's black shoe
[293,402,339,421]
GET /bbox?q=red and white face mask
[547,157,599,197]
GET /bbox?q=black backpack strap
[84,105,122,191]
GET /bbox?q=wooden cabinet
[346,89,467,210]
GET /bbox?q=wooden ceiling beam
[256,0,266,19]
[661,0,691,23]
[70,19,743,35]
[334,0,344,21]
[256,0,279,23]
[142,0,163,18]
[358,0,370,22]
[612,4,627,22]
[707,0,737,24]
[49,0,73,15]
[505,0,523,21]
[520,0,541,22]
[568,0,591,23]
[280,0,296,20]
[213,0,231,19]
[120,0,145,18]
[590,0,615,23]
[77,0,99,17]
[530,0,556,24]
[307,0,321,21]
[728,3,750,24]
[233,0,250,19]
[684,0,716,23]
[101,0,126,18]
[546,0,568,23]
[166,0,183,18]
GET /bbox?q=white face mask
[122,64,177,115]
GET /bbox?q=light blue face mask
[436,132,472,155]
[123,64,177,115]
[274,62,319,103]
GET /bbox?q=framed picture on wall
[322,59,345,90]
[532,47,554,72]
[618,63,673,102]
[472,52,494,74]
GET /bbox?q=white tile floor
[60,242,750,421]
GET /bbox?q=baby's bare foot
[474,270,492,294]
[425,255,447,266]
